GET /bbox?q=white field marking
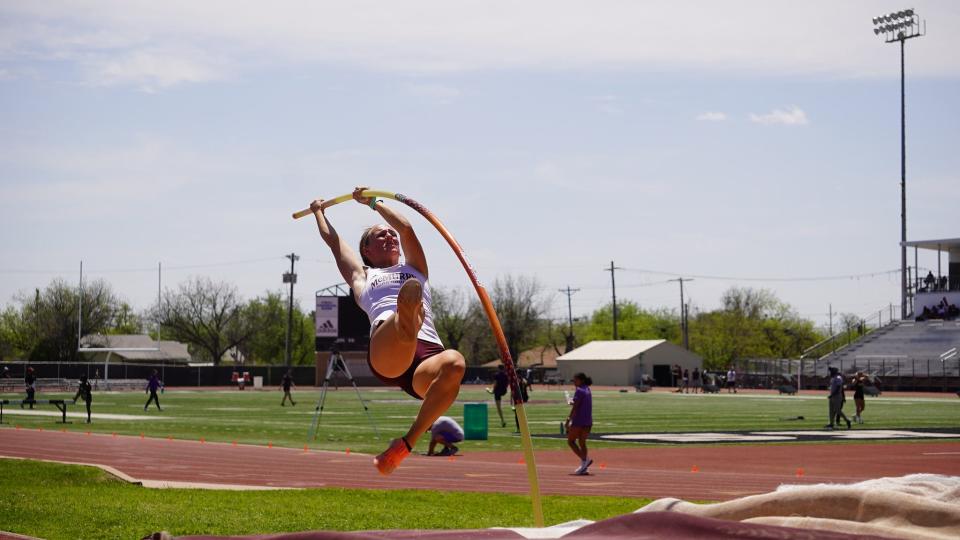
[140,480,301,490]
[287,410,361,415]
[1,410,168,421]
[922,452,960,455]
[204,407,265,411]
[665,393,960,404]
[601,433,796,443]
[762,430,960,439]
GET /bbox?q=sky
[1,1,958,330]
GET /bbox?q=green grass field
[0,459,650,539]
[1,386,958,454]
[1,387,957,539]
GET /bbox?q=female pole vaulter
[309,186,466,475]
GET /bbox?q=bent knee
[441,351,466,377]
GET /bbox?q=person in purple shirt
[565,372,593,475]
[144,369,163,412]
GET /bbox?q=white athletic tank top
[357,263,443,346]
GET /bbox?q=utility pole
[558,286,580,352]
[829,303,833,336]
[668,278,693,349]
[283,253,300,368]
[604,261,622,340]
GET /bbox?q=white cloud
[696,111,727,122]
[1,1,959,90]
[749,106,809,126]
[88,49,226,91]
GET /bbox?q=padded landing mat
[161,512,887,540]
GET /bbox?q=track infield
[2,427,959,501]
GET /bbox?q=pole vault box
[463,403,489,440]
[315,294,370,352]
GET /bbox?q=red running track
[1,428,959,501]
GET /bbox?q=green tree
[153,277,254,365]
[30,278,120,362]
[430,286,469,351]
[580,301,680,343]
[241,291,314,365]
[689,287,824,368]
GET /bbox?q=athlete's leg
[405,349,466,447]
[567,430,585,460]
[368,279,425,378]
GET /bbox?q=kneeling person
[427,416,464,456]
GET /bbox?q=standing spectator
[22,367,36,409]
[144,369,163,411]
[2,366,10,378]
[281,370,296,406]
[726,366,737,393]
[672,365,683,392]
[825,367,851,430]
[427,416,464,456]
[73,374,93,423]
[691,367,702,394]
[486,364,509,427]
[923,271,936,291]
[511,373,532,433]
[852,372,868,424]
[681,368,690,393]
[566,372,594,475]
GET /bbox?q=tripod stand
[308,349,379,441]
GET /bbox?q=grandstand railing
[800,306,901,363]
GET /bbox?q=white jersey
[357,263,443,346]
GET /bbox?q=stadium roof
[901,237,960,251]
[557,340,666,361]
[80,334,191,362]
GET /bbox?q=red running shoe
[374,438,410,475]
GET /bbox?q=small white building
[556,340,703,386]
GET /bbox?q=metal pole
[284,253,299,368]
[77,261,83,352]
[606,261,620,340]
[558,286,579,353]
[900,36,907,319]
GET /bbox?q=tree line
[0,277,314,366]
[2,274,830,370]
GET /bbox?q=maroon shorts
[368,339,446,400]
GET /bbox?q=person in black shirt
[281,370,296,406]
[73,374,93,423]
[23,367,36,409]
[852,372,867,424]
[486,364,508,427]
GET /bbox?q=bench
[0,399,70,424]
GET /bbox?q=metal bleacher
[819,320,960,378]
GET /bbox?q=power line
[0,256,291,274]
[619,267,902,283]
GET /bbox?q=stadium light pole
[872,9,924,320]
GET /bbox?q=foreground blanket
[639,474,960,540]
[148,474,958,540]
